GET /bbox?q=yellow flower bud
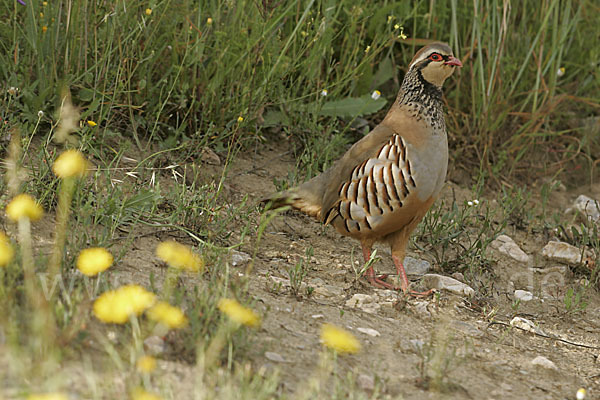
[156,241,203,272]
[52,149,88,178]
[77,247,113,276]
[6,194,44,222]
[218,298,260,327]
[145,8,152,16]
[147,301,188,329]
[136,355,157,373]
[93,285,155,324]
[320,323,361,354]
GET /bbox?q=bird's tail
[262,184,323,220]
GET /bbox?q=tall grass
[2,1,598,184]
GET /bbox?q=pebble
[143,335,166,355]
[313,284,344,298]
[514,289,534,302]
[357,327,380,337]
[531,355,558,370]
[229,250,252,267]
[510,316,545,335]
[567,194,600,222]
[490,234,530,263]
[422,274,475,296]
[345,294,380,314]
[357,374,375,391]
[404,256,431,276]
[311,314,324,319]
[265,351,286,363]
[541,241,588,265]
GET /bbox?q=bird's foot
[366,275,399,290]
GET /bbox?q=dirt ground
[9,138,600,399]
[141,138,599,399]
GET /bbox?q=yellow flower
[93,284,156,324]
[42,26,48,34]
[87,120,97,127]
[206,17,213,25]
[43,1,48,5]
[218,298,260,327]
[237,116,244,123]
[145,8,152,16]
[52,149,88,178]
[371,90,381,100]
[364,45,371,53]
[136,355,157,373]
[320,324,361,354]
[557,67,566,77]
[0,232,15,267]
[131,388,162,400]
[398,27,407,40]
[155,241,203,272]
[147,301,188,329]
[27,394,68,400]
[6,194,44,222]
[77,247,113,276]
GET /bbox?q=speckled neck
[396,68,446,133]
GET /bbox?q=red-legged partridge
[267,42,462,295]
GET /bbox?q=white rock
[510,316,545,335]
[311,314,324,319]
[567,194,600,222]
[541,241,587,265]
[531,356,557,370]
[514,289,534,302]
[404,256,431,275]
[265,351,286,363]
[357,374,375,391]
[422,274,475,296]
[229,250,251,267]
[357,327,380,337]
[491,235,530,263]
[345,294,380,313]
[143,335,166,355]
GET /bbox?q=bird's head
[408,42,462,87]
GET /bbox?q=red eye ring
[429,53,442,61]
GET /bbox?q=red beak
[445,56,463,67]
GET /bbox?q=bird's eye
[429,53,442,61]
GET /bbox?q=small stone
[531,356,557,370]
[514,289,534,302]
[567,194,600,222]
[451,272,465,282]
[345,293,380,313]
[311,314,324,319]
[404,256,431,276]
[144,335,166,355]
[409,339,425,352]
[422,274,475,296]
[229,250,251,267]
[265,351,286,363]
[510,316,546,335]
[491,235,530,263]
[357,374,375,391]
[313,284,344,298]
[200,147,221,165]
[413,301,431,317]
[357,327,380,337]
[541,241,589,265]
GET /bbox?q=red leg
[361,244,398,290]
[392,255,434,297]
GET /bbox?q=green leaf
[317,95,387,118]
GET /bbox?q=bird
[265,42,462,296]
